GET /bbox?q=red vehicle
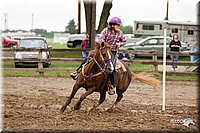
[0,35,19,47]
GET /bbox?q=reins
[81,48,106,81]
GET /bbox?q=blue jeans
[111,51,117,87]
[82,51,88,59]
[170,55,179,69]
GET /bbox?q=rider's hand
[116,43,121,48]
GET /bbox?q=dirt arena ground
[2,77,199,132]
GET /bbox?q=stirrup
[108,85,116,95]
[70,72,78,80]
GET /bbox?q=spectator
[118,49,130,61]
[80,34,89,59]
[169,34,181,71]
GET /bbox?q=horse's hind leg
[74,87,96,110]
[60,84,80,114]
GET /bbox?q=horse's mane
[87,42,101,57]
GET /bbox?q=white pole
[31,13,34,31]
[162,27,167,111]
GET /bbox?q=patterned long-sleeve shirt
[99,28,126,50]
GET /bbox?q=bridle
[81,46,112,81]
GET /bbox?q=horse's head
[95,42,114,74]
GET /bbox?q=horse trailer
[133,20,198,48]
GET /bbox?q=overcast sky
[0,0,199,32]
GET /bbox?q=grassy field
[2,60,198,81]
[51,52,82,58]
[3,71,71,78]
[48,43,83,58]
[49,43,68,49]
[2,71,198,81]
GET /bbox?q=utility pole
[31,13,34,31]
[78,0,81,34]
[4,12,8,31]
[164,0,180,20]
[89,0,96,49]
[164,0,169,20]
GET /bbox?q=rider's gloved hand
[116,43,121,49]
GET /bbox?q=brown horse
[60,42,160,113]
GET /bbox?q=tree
[83,0,113,34]
[120,25,133,34]
[32,29,53,38]
[96,0,113,33]
[65,19,77,34]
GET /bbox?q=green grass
[49,43,68,49]
[2,70,198,81]
[2,61,153,71]
[2,60,198,81]
[3,71,71,78]
[2,61,14,68]
[2,61,81,69]
[51,52,82,58]
[159,75,198,81]
[48,43,82,58]
[49,61,80,68]
[129,63,154,71]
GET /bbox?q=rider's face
[114,24,120,31]
[111,24,120,31]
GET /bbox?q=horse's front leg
[60,83,81,114]
[110,93,123,111]
[74,87,96,110]
[90,88,106,112]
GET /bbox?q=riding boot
[70,58,88,80]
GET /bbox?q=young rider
[99,17,126,95]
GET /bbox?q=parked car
[67,34,85,48]
[14,37,52,68]
[12,36,24,41]
[121,36,190,58]
[0,35,19,48]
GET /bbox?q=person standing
[80,34,89,59]
[169,34,181,71]
[70,35,89,79]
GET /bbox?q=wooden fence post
[38,49,44,75]
[153,50,158,76]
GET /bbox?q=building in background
[53,33,70,44]
[2,31,36,39]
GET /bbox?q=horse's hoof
[106,108,114,112]
[74,105,81,110]
[59,110,64,114]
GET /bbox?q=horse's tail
[131,72,160,92]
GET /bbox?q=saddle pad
[115,60,127,72]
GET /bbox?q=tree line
[65,19,133,34]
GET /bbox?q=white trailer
[133,20,198,48]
